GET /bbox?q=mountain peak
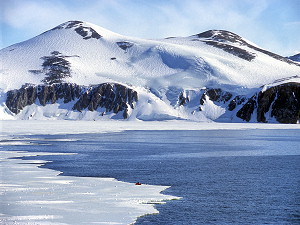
[195,30,250,46]
[53,20,84,29]
[51,20,102,40]
[1,21,300,123]
[47,20,123,40]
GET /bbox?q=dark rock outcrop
[203,40,256,61]
[178,92,189,106]
[200,88,232,105]
[116,41,134,51]
[236,95,257,122]
[197,30,250,46]
[73,83,138,118]
[6,85,36,114]
[40,51,72,85]
[228,95,246,111]
[197,84,300,123]
[6,83,82,114]
[199,88,232,111]
[52,21,102,40]
[266,83,300,123]
[236,82,300,123]
[195,30,299,66]
[6,83,138,119]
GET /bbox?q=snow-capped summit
[1,21,299,123]
[194,30,254,45]
[49,20,123,39]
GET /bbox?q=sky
[1,0,299,56]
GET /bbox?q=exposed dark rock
[197,84,300,123]
[203,40,256,61]
[195,30,299,66]
[249,45,298,66]
[75,27,102,40]
[6,83,83,114]
[228,95,246,111]
[236,82,300,123]
[257,89,276,123]
[28,70,43,75]
[197,30,247,44]
[207,88,232,102]
[51,21,102,40]
[52,21,83,30]
[74,27,88,38]
[65,21,83,29]
[31,51,73,85]
[236,95,257,122]
[73,83,138,118]
[178,92,189,106]
[271,75,299,84]
[200,88,232,105]
[116,42,134,51]
[6,83,137,119]
[269,83,300,123]
[6,85,36,114]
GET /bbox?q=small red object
[135,182,142,185]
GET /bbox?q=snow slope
[1,21,299,121]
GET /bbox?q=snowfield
[2,120,300,136]
[1,21,299,92]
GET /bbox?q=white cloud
[4,0,67,29]
[1,0,299,55]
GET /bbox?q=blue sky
[1,0,299,55]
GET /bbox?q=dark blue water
[3,129,300,224]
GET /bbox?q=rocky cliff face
[72,83,138,118]
[5,81,299,123]
[6,83,138,119]
[199,83,300,123]
[237,82,300,123]
[200,88,232,105]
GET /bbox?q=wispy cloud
[1,0,299,55]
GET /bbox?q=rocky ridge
[195,30,299,66]
[199,83,300,123]
[6,83,138,119]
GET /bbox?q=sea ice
[0,150,179,224]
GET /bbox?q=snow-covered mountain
[1,21,300,123]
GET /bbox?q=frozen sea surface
[1,123,299,224]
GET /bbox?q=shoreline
[1,120,300,137]
[0,149,179,224]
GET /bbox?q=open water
[4,129,300,224]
